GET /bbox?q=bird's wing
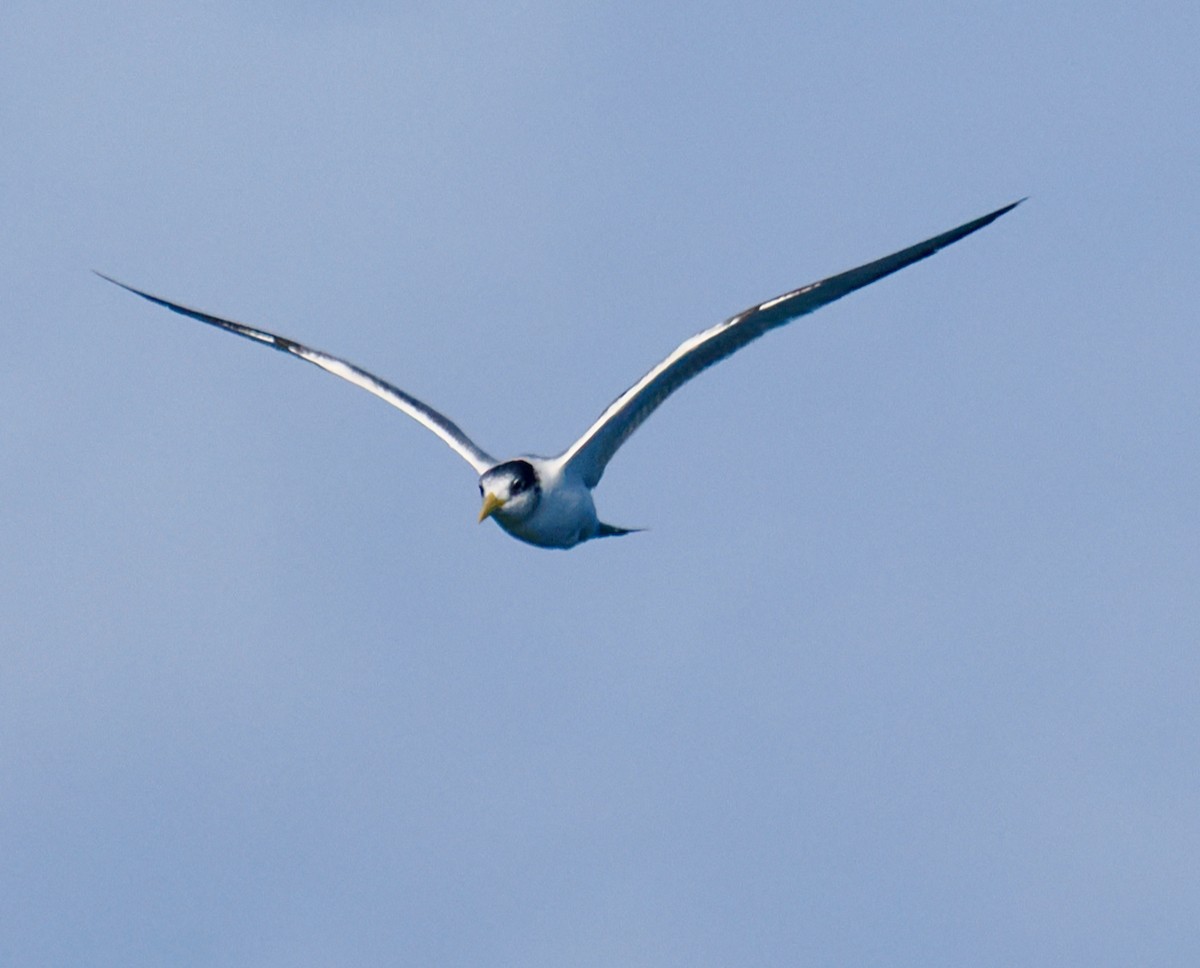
[557,200,1021,488]
[96,273,496,473]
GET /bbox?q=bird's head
[478,459,541,524]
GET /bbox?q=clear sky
[3,1,1197,965]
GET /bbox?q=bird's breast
[497,476,598,549]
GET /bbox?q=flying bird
[98,200,1020,549]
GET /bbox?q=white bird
[98,200,1020,549]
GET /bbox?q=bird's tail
[596,522,644,539]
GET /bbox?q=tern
[98,200,1019,549]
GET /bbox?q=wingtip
[93,272,174,309]
[93,270,134,293]
[961,197,1024,235]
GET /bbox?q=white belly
[497,473,599,549]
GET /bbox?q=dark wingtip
[92,271,200,320]
[919,197,1024,257]
[990,197,1026,220]
[974,197,1025,228]
[93,270,148,300]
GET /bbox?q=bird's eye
[478,484,484,496]
[511,478,525,494]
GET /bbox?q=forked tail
[596,522,644,539]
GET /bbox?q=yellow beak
[478,491,505,523]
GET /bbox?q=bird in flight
[98,200,1020,549]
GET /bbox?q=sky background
[3,1,1198,965]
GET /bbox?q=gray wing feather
[558,200,1022,488]
[96,273,495,473]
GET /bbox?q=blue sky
[3,1,1197,965]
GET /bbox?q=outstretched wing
[96,273,496,473]
[557,200,1021,488]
